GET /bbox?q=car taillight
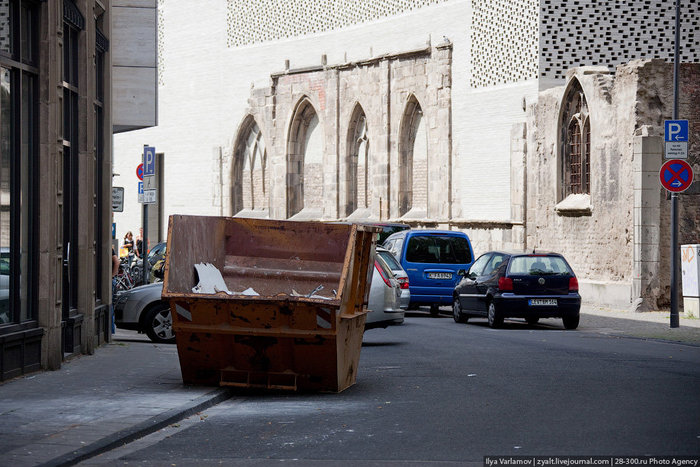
[569,276,579,292]
[396,276,409,289]
[375,261,392,287]
[498,277,513,291]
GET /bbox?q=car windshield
[377,250,402,271]
[405,235,471,264]
[375,255,395,280]
[508,255,573,276]
[147,243,166,261]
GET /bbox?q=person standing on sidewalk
[111,247,119,334]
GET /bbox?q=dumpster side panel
[165,215,228,294]
[170,297,347,391]
[336,313,367,392]
[339,228,377,318]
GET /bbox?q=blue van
[382,230,474,315]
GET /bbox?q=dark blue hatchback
[452,251,581,329]
[382,230,474,315]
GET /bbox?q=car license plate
[428,272,452,280]
[529,298,557,306]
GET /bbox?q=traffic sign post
[140,145,156,285]
[669,2,682,329]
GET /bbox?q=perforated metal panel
[225,0,449,48]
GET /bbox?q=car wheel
[562,314,580,330]
[453,297,468,323]
[143,302,176,343]
[429,304,440,316]
[487,302,503,328]
[526,317,539,326]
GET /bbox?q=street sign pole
[670,0,681,328]
[142,145,150,286]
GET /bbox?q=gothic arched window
[398,95,426,218]
[232,117,268,216]
[346,104,369,216]
[561,80,590,197]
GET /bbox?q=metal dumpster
[162,215,378,393]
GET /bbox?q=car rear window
[405,235,472,264]
[375,255,394,279]
[377,250,402,270]
[508,256,573,275]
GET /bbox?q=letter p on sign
[665,120,688,142]
[143,146,156,177]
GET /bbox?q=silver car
[365,252,405,329]
[114,252,404,343]
[376,247,410,310]
[114,283,174,343]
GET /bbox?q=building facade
[0,0,113,380]
[525,60,700,309]
[0,0,157,381]
[112,0,699,311]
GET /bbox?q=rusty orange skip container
[162,215,377,393]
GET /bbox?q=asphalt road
[88,314,700,466]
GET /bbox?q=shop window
[0,0,38,327]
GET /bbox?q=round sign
[136,163,144,181]
[660,159,693,193]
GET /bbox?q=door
[61,140,79,345]
[457,253,491,313]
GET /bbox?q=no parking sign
[660,159,693,193]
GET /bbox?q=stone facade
[113,0,700,311]
[524,60,700,309]
[228,44,453,223]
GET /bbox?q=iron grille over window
[561,80,590,197]
[96,28,108,52]
[63,0,84,30]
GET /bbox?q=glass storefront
[0,0,37,328]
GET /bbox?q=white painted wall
[112,0,533,246]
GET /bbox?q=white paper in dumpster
[191,263,259,296]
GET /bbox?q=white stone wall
[113,1,493,243]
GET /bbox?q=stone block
[633,135,663,156]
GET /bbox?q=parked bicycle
[113,259,137,294]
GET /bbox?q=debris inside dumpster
[191,263,259,296]
[290,287,333,300]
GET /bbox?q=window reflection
[20,71,30,321]
[0,66,9,324]
[0,0,11,56]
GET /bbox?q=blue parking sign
[138,181,144,194]
[665,120,688,142]
[143,146,156,176]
